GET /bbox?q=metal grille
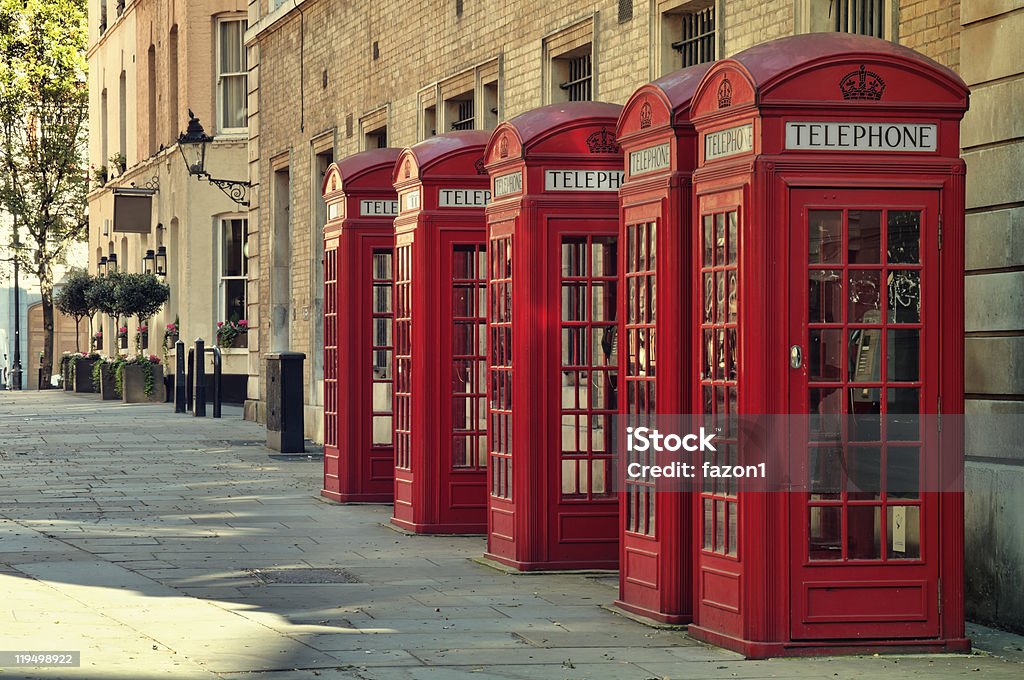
[559,53,592,102]
[672,6,716,68]
[451,97,475,130]
[833,0,885,38]
[618,0,633,23]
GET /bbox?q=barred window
[448,94,475,131]
[559,52,593,102]
[832,0,885,39]
[672,6,716,68]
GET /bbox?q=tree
[53,268,94,352]
[0,0,89,383]
[85,271,119,320]
[113,273,169,352]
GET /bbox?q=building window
[656,1,717,76]
[421,58,500,140]
[557,49,593,102]
[673,5,716,67]
[798,0,891,40]
[544,18,594,104]
[447,93,474,131]
[216,17,248,132]
[360,106,389,150]
[365,125,387,149]
[423,104,437,139]
[832,0,885,38]
[220,217,247,323]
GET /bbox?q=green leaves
[54,268,94,320]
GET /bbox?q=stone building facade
[244,0,1022,631]
[86,0,250,391]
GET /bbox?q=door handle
[790,345,802,369]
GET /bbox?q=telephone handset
[851,310,882,403]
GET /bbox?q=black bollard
[211,346,222,419]
[174,340,187,413]
[193,338,207,417]
[186,348,195,412]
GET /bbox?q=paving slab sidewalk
[0,391,1021,680]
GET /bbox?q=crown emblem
[499,136,509,158]
[839,64,885,100]
[717,75,732,108]
[586,127,620,154]
[639,101,652,129]
[404,159,411,178]
[474,157,487,175]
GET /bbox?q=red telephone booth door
[788,187,941,640]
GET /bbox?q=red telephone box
[391,131,492,534]
[483,102,624,570]
[685,34,969,657]
[322,148,401,503]
[613,63,711,622]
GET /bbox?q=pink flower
[166,323,177,331]
[237,319,249,327]
[217,321,224,328]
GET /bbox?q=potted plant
[109,151,126,176]
[86,272,119,353]
[92,330,103,351]
[60,353,74,390]
[55,269,98,354]
[113,273,170,354]
[162,317,180,364]
[95,359,119,400]
[70,352,101,393]
[117,354,165,403]
[91,164,108,188]
[117,325,129,349]
[216,319,249,348]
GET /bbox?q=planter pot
[93,337,103,351]
[99,363,119,400]
[219,330,248,349]
[119,335,128,350]
[165,333,179,350]
[121,363,165,403]
[74,358,99,393]
[63,360,74,391]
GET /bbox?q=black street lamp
[142,249,155,275]
[98,256,107,276]
[10,223,22,390]
[177,110,250,207]
[107,252,118,273]
[155,246,168,277]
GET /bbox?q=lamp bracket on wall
[199,174,250,207]
[129,175,160,192]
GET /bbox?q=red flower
[217,321,224,328]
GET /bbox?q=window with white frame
[217,17,248,132]
[220,217,248,323]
